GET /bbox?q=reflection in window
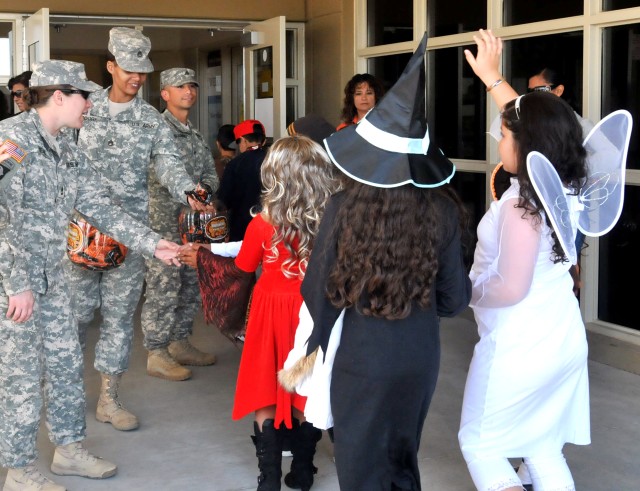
[448,171,485,270]
[604,0,640,9]
[286,86,296,128]
[367,0,413,47]
[427,0,485,37]
[602,24,640,170]
[367,52,413,94]
[507,32,584,115]
[428,47,485,160]
[599,185,640,330]
[286,29,296,79]
[503,0,581,26]
[254,47,273,99]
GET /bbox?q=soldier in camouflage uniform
[141,68,218,381]
[63,27,204,432]
[0,60,180,491]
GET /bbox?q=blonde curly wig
[259,135,341,279]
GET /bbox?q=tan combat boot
[96,373,139,431]
[4,464,66,491]
[168,338,217,366]
[147,348,192,381]
[51,442,117,479]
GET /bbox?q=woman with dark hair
[337,73,384,130]
[7,70,32,114]
[459,30,592,491]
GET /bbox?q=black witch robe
[301,191,471,491]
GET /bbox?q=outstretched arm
[464,29,518,109]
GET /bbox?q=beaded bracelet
[486,78,505,93]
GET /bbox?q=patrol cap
[30,60,102,92]
[108,27,154,73]
[160,68,199,89]
[233,119,265,140]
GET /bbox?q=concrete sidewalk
[1,308,638,490]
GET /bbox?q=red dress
[232,214,306,428]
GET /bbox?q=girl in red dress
[230,135,340,491]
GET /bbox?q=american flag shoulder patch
[3,139,27,163]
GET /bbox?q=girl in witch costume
[280,34,471,490]
[459,29,631,491]
[194,135,341,491]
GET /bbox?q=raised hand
[463,29,518,108]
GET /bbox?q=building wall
[304,0,355,127]
[7,0,356,129]
[4,1,306,22]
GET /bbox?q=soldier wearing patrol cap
[63,27,207,432]
[0,60,182,490]
[140,68,219,381]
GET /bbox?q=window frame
[355,0,640,342]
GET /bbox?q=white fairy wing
[527,151,578,264]
[578,110,632,237]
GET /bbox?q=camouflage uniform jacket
[77,88,195,225]
[148,110,218,236]
[0,109,161,297]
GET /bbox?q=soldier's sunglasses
[47,88,90,100]
[59,89,91,100]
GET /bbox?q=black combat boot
[284,420,322,491]
[252,419,283,491]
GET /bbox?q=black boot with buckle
[252,419,283,491]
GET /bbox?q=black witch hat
[323,32,455,188]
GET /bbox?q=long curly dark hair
[501,92,587,262]
[339,73,385,124]
[325,181,466,320]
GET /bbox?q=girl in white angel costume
[459,29,631,491]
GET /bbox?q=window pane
[427,0,486,37]
[428,47,486,160]
[286,86,296,128]
[367,0,413,47]
[367,52,413,94]
[0,38,10,77]
[598,185,640,330]
[503,0,581,26]
[448,171,486,269]
[505,32,584,109]
[254,47,273,98]
[602,24,640,170]
[604,0,640,9]
[286,29,295,79]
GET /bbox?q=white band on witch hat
[356,117,431,155]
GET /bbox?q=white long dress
[459,182,590,462]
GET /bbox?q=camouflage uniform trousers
[140,257,201,351]
[0,279,85,468]
[62,252,146,375]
